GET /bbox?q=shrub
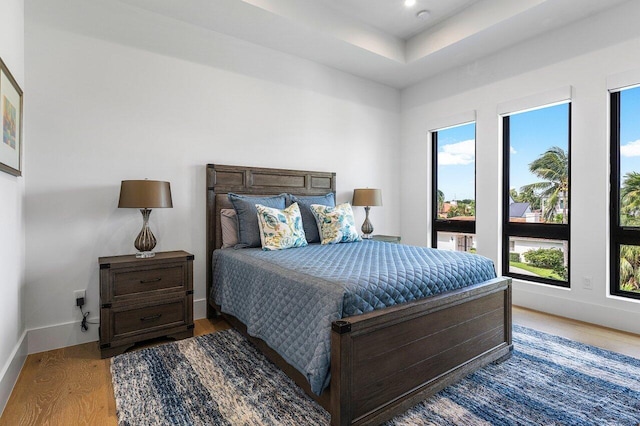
[523,248,564,271]
[509,252,520,263]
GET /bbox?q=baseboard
[3,302,205,414]
[0,330,27,416]
[513,285,640,335]
[25,300,207,355]
[19,289,640,356]
[27,317,99,355]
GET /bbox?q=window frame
[430,123,476,249]
[501,103,571,287]
[610,89,640,300]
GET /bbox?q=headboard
[206,164,336,318]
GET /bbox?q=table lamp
[118,179,173,258]
[352,188,382,239]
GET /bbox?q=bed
[206,164,512,426]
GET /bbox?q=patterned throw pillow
[255,203,308,251]
[310,203,362,245]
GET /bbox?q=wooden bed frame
[206,164,513,426]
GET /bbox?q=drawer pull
[140,278,162,284]
[140,314,162,322]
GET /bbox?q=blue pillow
[228,193,286,248]
[288,193,335,243]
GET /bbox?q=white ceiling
[118,0,628,88]
[318,0,480,40]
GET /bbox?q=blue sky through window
[620,86,640,180]
[508,103,569,193]
[436,94,640,206]
[436,122,475,202]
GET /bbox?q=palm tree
[620,245,640,292]
[520,146,569,276]
[511,187,541,211]
[447,204,462,218]
[620,172,640,225]
[465,200,476,216]
[437,189,445,215]
[520,146,568,224]
[619,174,640,292]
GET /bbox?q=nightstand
[99,250,194,358]
[371,234,401,244]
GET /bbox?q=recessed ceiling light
[404,0,416,7]
[416,10,431,20]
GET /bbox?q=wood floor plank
[0,342,114,426]
[1,309,637,425]
[512,306,640,358]
[0,318,230,426]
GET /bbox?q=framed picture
[0,57,23,177]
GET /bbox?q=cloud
[438,139,475,165]
[621,139,640,157]
[510,146,517,154]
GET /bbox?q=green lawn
[510,261,563,280]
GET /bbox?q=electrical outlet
[74,289,86,306]
[583,276,593,290]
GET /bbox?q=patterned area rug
[111,325,640,425]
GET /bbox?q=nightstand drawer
[99,250,194,358]
[113,298,186,336]
[112,264,185,298]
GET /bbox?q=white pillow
[310,203,362,245]
[220,208,238,249]
[255,203,308,251]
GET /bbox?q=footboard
[329,277,512,426]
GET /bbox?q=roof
[509,202,531,218]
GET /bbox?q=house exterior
[438,200,563,263]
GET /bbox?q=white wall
[0,0,26,415]
[24,0,400,351]
[21,0,640,360]
[400,0,640,334]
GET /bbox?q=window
[610,86,640,300]
[431,122,476,252]
[502,103,570,286]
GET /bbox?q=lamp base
[136,251,156,259]
[134,209,158,255]
[361,206,374,239]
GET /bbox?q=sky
[508,103,569,193]
[436,91,640,205]
[620,86,640,179]
[436,104,570,203]
[436,122,475,201]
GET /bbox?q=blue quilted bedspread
[211,240,496,395]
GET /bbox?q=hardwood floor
[1,307,638,425]
[512,306,640,358]
[0,318,231,426]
